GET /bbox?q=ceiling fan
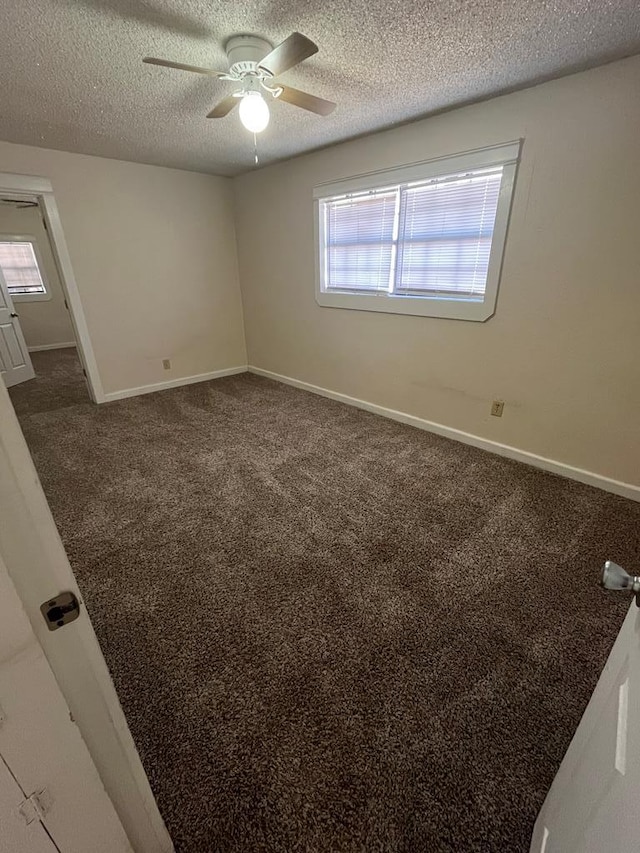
[143,32,336,133]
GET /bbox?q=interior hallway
[8,347,89,415]
[8,349,640,852]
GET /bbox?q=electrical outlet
[491,400,505,417]
[162,359,171,371]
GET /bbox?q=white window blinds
[320,167,504,300]
[396,169,502,296]
[0,241,46,295]
[324,188,398,292]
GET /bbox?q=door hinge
[18,789,52,825]
[64,298,69,310]
[82,367,87,378]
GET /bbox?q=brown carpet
[9,349,640,853]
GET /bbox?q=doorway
[0,173,103,402]
[0,195,90,408]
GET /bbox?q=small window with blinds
[314,141,520,321]
[0,238,49,302]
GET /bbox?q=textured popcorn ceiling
[0,0,639,177]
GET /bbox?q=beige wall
[0,141,246,394]
[234,55,640,486]
[0,204,74,349]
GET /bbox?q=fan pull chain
[253,132,259,166]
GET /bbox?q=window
[314,141,521,321]
[0,237,49,302]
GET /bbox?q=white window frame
[313,140,522,322]
[0,233,51,302]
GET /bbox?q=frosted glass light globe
[239,92,270,133]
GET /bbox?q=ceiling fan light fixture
[239,91,270,133]
[144,31,337,136]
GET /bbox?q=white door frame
[0,172,105,402]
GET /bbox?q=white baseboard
[102,366,248,403]
[248,365,640,503]
[28,342,76,352]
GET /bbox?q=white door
[0,262,34,387]
[0,552,133,852]
[530,562,640,853]
[0,756,57,852]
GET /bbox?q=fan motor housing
[225,35,273,76]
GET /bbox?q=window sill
[10,292,51,303]
[315,290,495,321]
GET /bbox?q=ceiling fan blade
[206,95,239,119]
[277,86,336,116]
[257,32,318,77]
[143,57,226,77]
